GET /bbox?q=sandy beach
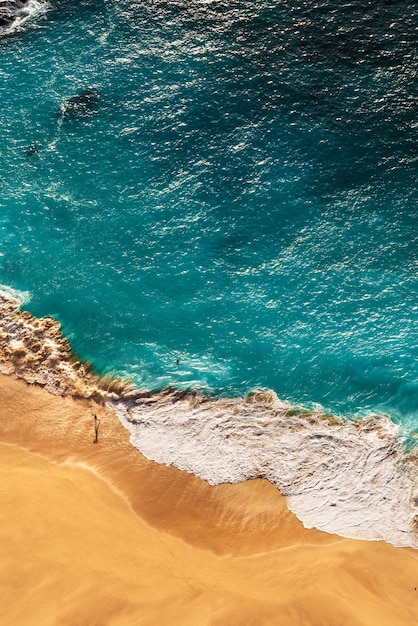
[1,372,418,626]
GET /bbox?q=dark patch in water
[59,87,101,119]
[24,142,40,157]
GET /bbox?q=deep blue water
[0,0,417,423]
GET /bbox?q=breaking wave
[1,289,417,548]
[0,0,48,36]
[0,290,127,399]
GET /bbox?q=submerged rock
[59,87,101,119]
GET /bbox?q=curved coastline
[0,290,417,548]
[2,374,418,625]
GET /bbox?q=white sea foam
[0,283,31,304]
[110,389,418,548]
[0,293,113,399]
[0,0,48,35]
[0,291,417,548]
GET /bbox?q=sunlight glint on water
[0,0,417,425]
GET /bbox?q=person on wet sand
[93,414,101,444]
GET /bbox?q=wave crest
[0,0,48,35]
[0,292,126,399]
[110,388,418,548]
[0,291,417,548]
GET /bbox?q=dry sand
[1,373,418,625]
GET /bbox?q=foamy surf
[0,291,417,549]
[0,0,48,35]
[110,390,418,548]
[0,292,125,399]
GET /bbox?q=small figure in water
[93,413,101,444]
[24,142,40,157]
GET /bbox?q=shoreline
[2,372,418,624]
[0,371,310,556]
[0,291,417,548]
[112,388,418,547]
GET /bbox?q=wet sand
[1,373,418,625]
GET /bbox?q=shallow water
[0,0,417,425]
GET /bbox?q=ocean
[0,0,417,544]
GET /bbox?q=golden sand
[1,373,418,625]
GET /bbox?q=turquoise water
[0,0,417,422]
